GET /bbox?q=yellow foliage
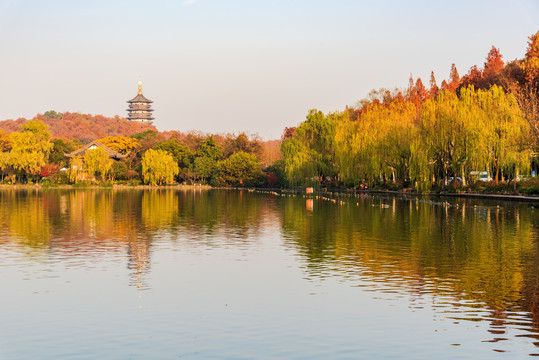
[99,136,139,155]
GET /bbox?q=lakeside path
[341,189,539,202]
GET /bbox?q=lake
[1,188,539,359]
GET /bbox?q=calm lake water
[1,189,539,359]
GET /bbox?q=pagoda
[127,80,154,123]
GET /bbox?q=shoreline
[0,184,212,190]
[345,188,539,202]
[1,184,539,202]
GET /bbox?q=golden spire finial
[138,78,142,95]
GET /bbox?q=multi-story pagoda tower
[127,80,154,123]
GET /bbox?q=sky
[0,0,538,139]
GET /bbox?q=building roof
[65,140,128,160]
[126,80,154,124]
[127,93,153,103]
[127,80,153,103]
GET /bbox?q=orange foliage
[429,71,439,98]
[40,163,59,177]
[0,129,11,151]
[260,140,282,165]
[521,31,539,84]
[0,112,156,144]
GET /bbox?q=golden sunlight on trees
[280,109,336,186]
[283,86,532,190]
[521,31,539,84]
[142,149,179,185]
[0,129,12,152]
[9,119,52,181]
[99,136,139,155]
[83,147,114,181]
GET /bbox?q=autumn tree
[153,138,194,181]
[417,90,471,186]
[83,147,114,181]
[142,149,179,185]
[69,156,84,183]
[521,31,539,85]
[460,65,483,90]
[281,136,314,185]
[281,127,296,140]
[470,86,532,184]
[281,109,337,185]
[49,138,76,167]
[410,78,427,107]
[127,130,163,170]
[429,71,439,98]
[9,119,53,181]
[99,136,139,155]
[448,63,460,92]
[222,132,263,159]
[0,151,12,182]
[335,99,416,187]
[483,46,504,84]
[0,129,12,152]
[461,46,505,91]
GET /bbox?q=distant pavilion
[65,140,127,160]
[127,80,154,123]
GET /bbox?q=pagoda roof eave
[127,94,153,103]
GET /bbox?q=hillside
[0,112,157,143]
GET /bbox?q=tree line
[280,31,539,191]
[1,31,537,190]
[0,122,275,187]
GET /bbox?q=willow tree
[280,137,313,186]
[281,109,337,185]
[84,147,114,181]
[417,91,470,185]
[334,104,386,185]
[0,151,12,182]
[376,99,417,184]
[472,85,532,183]
[69,156,84,183]
[142,149,179,186]
[337,99,418,186]
[334,114,363,186]
[9,119,53,181]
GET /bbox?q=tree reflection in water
[279,192,539,347]
[1,189,539,349]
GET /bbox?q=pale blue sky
[0,0,538,139]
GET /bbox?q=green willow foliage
[9,119,53,178]
[84,147,113,181]
[281,110,337,186]
[142,149,179,186]
[282,86,532,190]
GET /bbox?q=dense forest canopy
[0,113,157,143]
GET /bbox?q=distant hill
[0,112,157,143]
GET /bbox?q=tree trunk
[514,167,519,192]
[495,159,499,185]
